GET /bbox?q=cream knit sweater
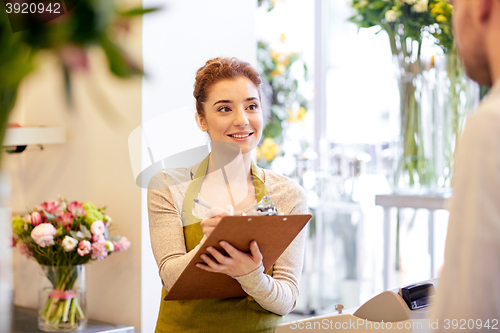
[147,166,308,316]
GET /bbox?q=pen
[193,198,213,209]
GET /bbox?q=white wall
[5,1,143,327]
[4,1,256,331]
[141,1,256,331]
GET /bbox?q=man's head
[450,0,500,86]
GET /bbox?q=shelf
[12,306,135,333]
[3,127,66,147]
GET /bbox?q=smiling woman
[147,57,309,332]
[196,76,263,157]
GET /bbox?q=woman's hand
[200,205,234,238]
[196,240,263,278]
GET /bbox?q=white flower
[31,224,57,247]
[62,236,78,252]
[405,0,417,4]
[90,220,105,236]
[385,10,397,22]
[413,0,428,12]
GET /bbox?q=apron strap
[181,154,211,223]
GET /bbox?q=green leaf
[118,7,160,17]
[42,209,55,222]
[80,225,92,239]
[70,231,84,240]
[271,105,288,120]
[99,36,143,78]
[369,1,387,10]
[263,118,282,139]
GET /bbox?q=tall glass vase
[38,265,87,332]
[389,32,433,191]
[432,49,479,188]
[388,29,479,191]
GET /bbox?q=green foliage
[256,40,309,166]
[257,0,276,12]
[0,0,158,158]
[349,0,454,53]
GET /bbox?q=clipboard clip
[255,196,279,216]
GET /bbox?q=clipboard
[163,214,312,301]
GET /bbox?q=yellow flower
[288,107,307,123]
[270,49,279,62]
[276,63,285,75]
[288,108,298,123]
[298,106,307,121]
[436,14,447,22]
[260,138,279,162]
[280,33,286,44]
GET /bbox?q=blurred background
[0,0,481,331]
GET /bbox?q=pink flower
[31,224,57,247]
[91,241,108,261]
[113,236,131,253]
[90,220,105,236]
[59,45,89,72]
[69,201,86,217]
[23,214,31,223]
[55,201,67,216]
[92,233,105,243]
[31,211,42,227]
[56,212,74,229]
[40,201,58,214]
[16,241,33,258]
[77,240,91,256]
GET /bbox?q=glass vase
[38,265,87,332]
[431,50,479,189]
[391,47,479,192]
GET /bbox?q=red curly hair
[193,57,262,118]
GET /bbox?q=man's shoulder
[464,94,500,137]
[473,91,500,121]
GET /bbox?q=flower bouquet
[349,0,474,189]
[12,197,131,332]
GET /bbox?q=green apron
[155,155,283,333]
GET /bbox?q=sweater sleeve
[147,171,207,291]
[233,184,308,316]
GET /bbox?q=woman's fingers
[249,241,263,263]
[200,217,219,229]
[206,246,231,264]
[220,240,262,264]
[203,205,234,219]
[218,241,240,258]
[197,241,264,277]
[200,206,234,237]
[196,256,219,273]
